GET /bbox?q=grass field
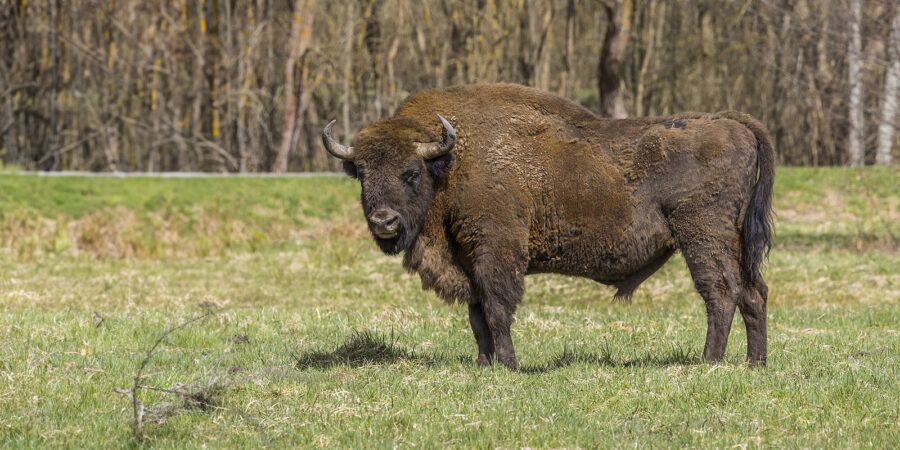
[0,167,898,448]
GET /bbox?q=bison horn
[321,119,356,160]
[415,114,457,160]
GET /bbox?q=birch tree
[846,0,864,166]
[876,7,900,166]
[48,0,59,170]
[1,0,898,171]
[273,0,318,173]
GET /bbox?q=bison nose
[369,208,401,239]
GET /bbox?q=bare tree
[342,0,355,146]
[48,0,59,170]
[535,0,555,92]
[847,0,864,167]
[876,6,900,166]
[598,0,629,119]
[1,0,897,170]
[560,0,576,97]
[1,1,18,163]
[273,0,318,173]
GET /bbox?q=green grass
[0,175,356,220]
[0,167,898,448]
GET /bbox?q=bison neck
[402,194,474,305]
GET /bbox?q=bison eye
[402,170,421,188]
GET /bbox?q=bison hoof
[476,354,492,367]
[747,357,767,369]
[498,355,520,371]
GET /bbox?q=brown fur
[336,83,774,369]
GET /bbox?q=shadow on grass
[293,330,466,370]
[521,343,702,373]
[294,330,702,373]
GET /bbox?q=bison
[322,83,773,370]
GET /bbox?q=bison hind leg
[738,277,768,367]
[611,248,676,300]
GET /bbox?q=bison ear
[426,152,454,180]
[342,161,358,179]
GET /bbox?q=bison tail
[722,112,775,286]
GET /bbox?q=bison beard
[324,83,774,370]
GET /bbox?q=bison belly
[527,202,675,282]
[525,150,675,283]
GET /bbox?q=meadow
[0,167,898,448]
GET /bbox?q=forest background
[1,0,898,172]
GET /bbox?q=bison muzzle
[323,83,774,370]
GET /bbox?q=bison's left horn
[322,119,356,160]
[415,114,457,160]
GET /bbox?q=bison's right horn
[415,114,457,160]
[321,120,356,160]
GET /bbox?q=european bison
[323,83,773,369]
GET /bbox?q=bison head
[322,115,456,255]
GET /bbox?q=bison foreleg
[481,299,519,370]
[471,253,526,371]
[468,303,495,366]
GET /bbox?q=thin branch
[131,309,215,437]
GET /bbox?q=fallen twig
[129,309,215,438]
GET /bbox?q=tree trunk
[560,0,576,97]
[1,2,18,164]
[517,7,533,84]
[385,3,402,112]
[598,0,629,119]
[412,8,433,85]
[342,0,354,146]
[535,0,554,92]
[635,0,661,117]
[273,0,318,173]
[847,0,864,167]
[237,3,258,172]
[48,0,59,170]
[190,0,207,172]
[876,7,900,165]
[363,0,383,120]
